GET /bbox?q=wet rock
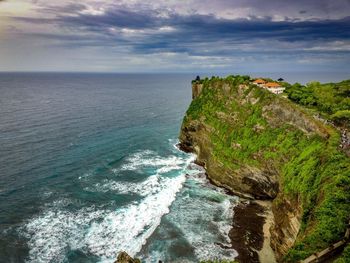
[114,252,141,263]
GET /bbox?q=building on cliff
[252,78,267,87]
[264,82,285,94]
[252,79,285,94]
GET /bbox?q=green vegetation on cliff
[284,80,350,126]
[182,76,350,262]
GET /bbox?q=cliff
[180,76,350,262]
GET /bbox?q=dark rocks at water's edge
[177,144,275,262]
[176,142,193,154]
[114,251,141,263]
[229,201,266,263]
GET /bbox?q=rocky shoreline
[204,169,276,262]
[184,149,276,263]
[229,200,276,263]
[230,200,265,262]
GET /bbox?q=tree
[331,110,350,125]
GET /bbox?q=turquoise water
[0,73,237,262]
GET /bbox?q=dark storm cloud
[168,14,350,42]
[43,3,87,15]
[14,7,162,30]
[196,0,350,18]
[14,7,350,56]
[66,9,161,30]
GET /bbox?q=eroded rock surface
[114,252,141,263]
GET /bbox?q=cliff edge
[179,76,350,262]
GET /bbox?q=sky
[0,0,349,72]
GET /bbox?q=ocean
[0,73,238,262]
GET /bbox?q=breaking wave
[21,149,195,263]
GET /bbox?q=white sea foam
[111,168,119,175]
[191,192,237,261]
[23,175,186,263]
[119,150,186,173]
[87,174,161,196]
[22,150,194,263]
[86,153,189,195]
[188,197,237,261]
[140,162,238,262]
[86,175,186,262]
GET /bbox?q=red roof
[253,78,266,84]
[265,82,282,88]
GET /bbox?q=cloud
[13,7,350,55]
[0,0,350,72]
[191,0,350,20]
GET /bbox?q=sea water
[0,73,237,262]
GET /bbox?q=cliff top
[192,75,350,128]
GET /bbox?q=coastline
[203,166,276,262]
[229,199,276,263]
[180,147,276,263]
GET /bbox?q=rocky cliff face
[180,119,280,200]
[192,83,204,99]
[179,77,350,262]
[270,194,302,261]
[181,81,327,201]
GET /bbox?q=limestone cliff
[179,76,350,262]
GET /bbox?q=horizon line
[0,70,348,74]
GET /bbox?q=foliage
[285,80,350,126]
[331,110,350,125]
[183,76,350,262]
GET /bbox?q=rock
[262,102,329,138]
[231,142,242,149]
[114,252,141,263]
[270,195,302,261]
[253,124,265,132]
[192,83,203,99]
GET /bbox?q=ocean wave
[21,149,196,263]
[87,174,162,196]
[86,150,192,195]
[119,150,186,173]
[189,187,237,261]
[181,197,237,261]
[22,174,186,263]
[139,162,238,262]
